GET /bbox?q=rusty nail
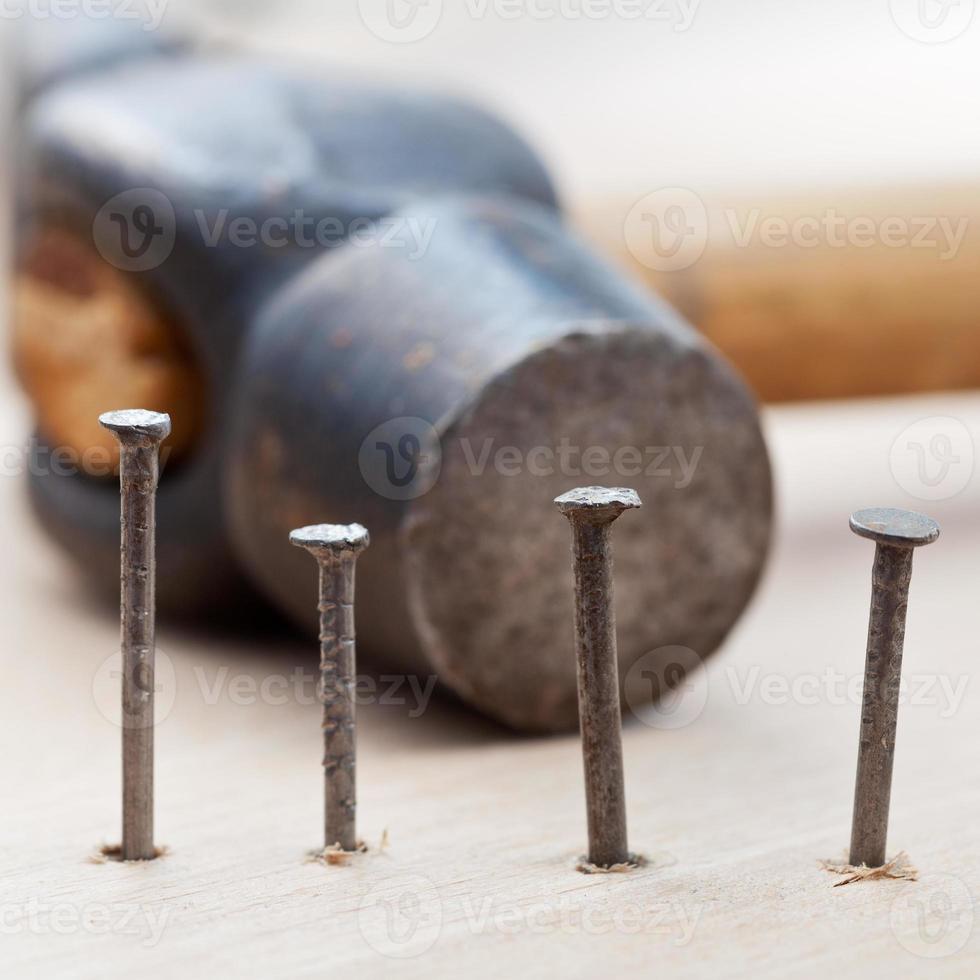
[556,486,642,869]
[99,409,172,862]
[290,523,370,855]
[848,507,940,868]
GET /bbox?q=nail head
[849,508,940,548]
[290,523,370,557]
[555,486,642,523]
[99,409,172,445]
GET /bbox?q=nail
[99,409,172,862]
[848,507,940,868]
[290,523,370,854]
[556,486,642,869]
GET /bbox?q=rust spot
[403,342,436,371]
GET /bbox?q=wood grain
[580,183,980,402]
[3,373,980,976]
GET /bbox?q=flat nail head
[290,523,371,558]
[850,508,940,548]
[555,486,642,523]
[99,409,172,445]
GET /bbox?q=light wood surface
[3,348,980,975]
[7,11,980,973]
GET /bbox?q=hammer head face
[228,196,773,732]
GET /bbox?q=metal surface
[228,195,773,732]
[848,507,940,868]
[290,523,370,853]
[99,409,171,862]
[556,487,641,868]
[18,53,558,615]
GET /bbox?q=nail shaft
[848,507,939,869]
[100,410,171,862]
[849,543,912,868]
[557,487,641,869]
[291,524,370,854]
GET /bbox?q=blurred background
[10,0,979,591]
[7,0,980,401]
[5,0,980,675]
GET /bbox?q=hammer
[13,52,772,732]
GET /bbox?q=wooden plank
[2,376,980,977]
